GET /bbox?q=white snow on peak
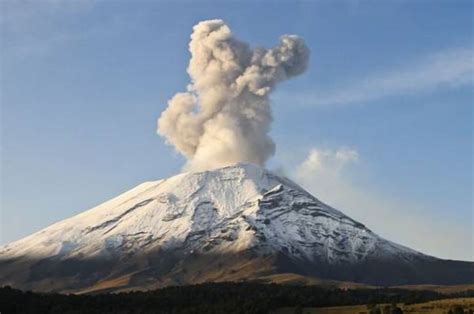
[0,163,424,265]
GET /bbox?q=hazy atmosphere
[1,0,472,263]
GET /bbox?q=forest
[2,283,473,314]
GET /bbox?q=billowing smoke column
[158,19,309,171]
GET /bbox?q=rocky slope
[0,164,472,293]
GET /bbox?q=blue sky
[1,0,472,260]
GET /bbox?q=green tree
[294,305,303,314]
[452,306,465,314]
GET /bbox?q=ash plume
[158,19,309,171]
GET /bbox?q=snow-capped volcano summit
[0,164,472,293]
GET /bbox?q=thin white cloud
[276,47,473,107]
[290,147,473,261]
[1,0,96,59]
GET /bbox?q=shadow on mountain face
[279,254,474,286]
[1,247,473,293]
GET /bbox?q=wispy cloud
[1,0,95,32]
[289,147,472,261]
[276,47,473,107]
[1,0,96,59]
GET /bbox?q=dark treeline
[1,283,473,314]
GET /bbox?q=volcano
[0,164,472,293]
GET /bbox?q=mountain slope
[0,164,472,293]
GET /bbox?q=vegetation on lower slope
[1,283,473,314]
[276,297,474,314]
